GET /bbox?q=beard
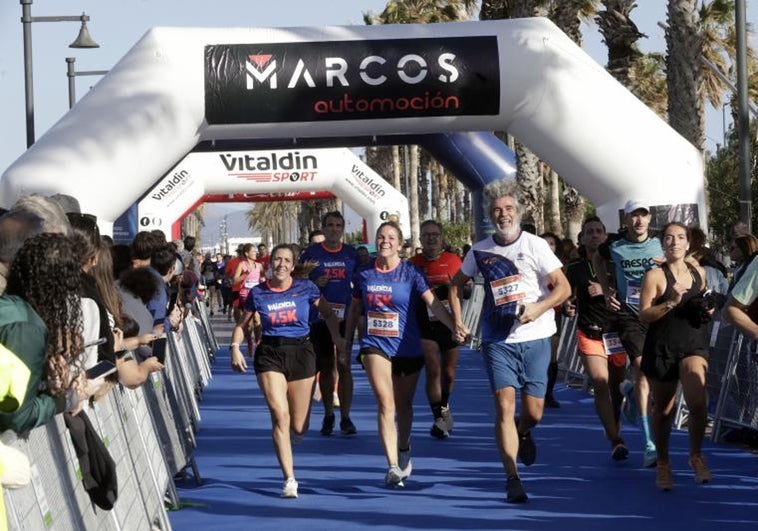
[493,216,521,241]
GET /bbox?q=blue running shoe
[643,442,657,468]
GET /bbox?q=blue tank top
[610,237,663,312]
[245,278,320,338]
[352,260,430,357]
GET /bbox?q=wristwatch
[664,301,676,311]
[230,342,240,349]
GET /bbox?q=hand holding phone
[151,336,168,364]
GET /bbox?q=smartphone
[83,337,106,348]
[151,336,168,364]
[85,360,117,380]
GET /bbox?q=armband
[230,343,241,349]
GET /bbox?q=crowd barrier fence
[2,303,218,531]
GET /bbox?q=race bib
[367,311,399,337]
[602,332,627,357]
[244,278,258,289]
[330,303,346,320]
[490,274,526,307]
[427,299,451,321]
[626,279,641,307]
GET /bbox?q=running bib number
[367,311,400,337]
[602,332,627,357]
[490,274,526,307]
[329,303,346,320]
[427,300,451,321]
[244,278,258,289]
[626,279,641,307]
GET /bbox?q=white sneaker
[398,449,412,479]
[441,405,454,433]
[385,466,404,488]
[281,477,298,498]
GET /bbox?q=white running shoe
[281,477,298,498]
[385,466,405,488]
[441,405,454,433]
[398,449,412,479]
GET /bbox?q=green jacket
[0,295,54,434]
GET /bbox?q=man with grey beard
[449,180,570,504]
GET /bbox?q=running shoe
[441,405,454,433]
[398,449,412,479]
[611,442,629,461]
[518,430,536,466]
[619,379,639,426]
[545,396,561,408]
[430,417,449,439]
[281,477,298,498]
[385,466,405,488]
[340,417,357,436]
[656,462,674,491]
[505,476,528,503]
[312,384,322,403]
[689,454,712,484]
[333,391,341,409]
[320,413,335,436]
[643,442,657,468]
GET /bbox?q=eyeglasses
[422,233,441,238]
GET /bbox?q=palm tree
[596,0,645,87]
[666,0,705,151]
[246,202,299,246]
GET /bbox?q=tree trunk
[409,144,421,247]
[548,169,562,235]
[391,145,402,191]
[666,0,704,152]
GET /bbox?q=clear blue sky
[0,1,755,177]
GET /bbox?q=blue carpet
[169,317,758,530]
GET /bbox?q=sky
[0,0,756,245]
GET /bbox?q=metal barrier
[2,303,219,530]
[553,311,758,440]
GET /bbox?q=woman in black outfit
[639,222,713,492]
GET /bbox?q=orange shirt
[409,251,462,298]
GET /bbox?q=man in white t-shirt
[449,180,570,503]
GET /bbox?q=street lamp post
[21,0,99,147]
[65,57,108,109]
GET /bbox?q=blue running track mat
[170,317,758,530]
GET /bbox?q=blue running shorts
[481,338,551,397]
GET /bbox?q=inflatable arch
[134,147,410,241]
[0,17,706,235]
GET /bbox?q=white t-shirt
[461,231,563,343]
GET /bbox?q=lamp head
[69,15,99,49]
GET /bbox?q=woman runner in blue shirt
[230,244,343,499]
[343,222,466,488]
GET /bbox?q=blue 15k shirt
[352,260,430,358]
[245,278,320,338]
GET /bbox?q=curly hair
[7,233,84,396]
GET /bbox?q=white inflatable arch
[0,18,706,233]
[136,148,409,240]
